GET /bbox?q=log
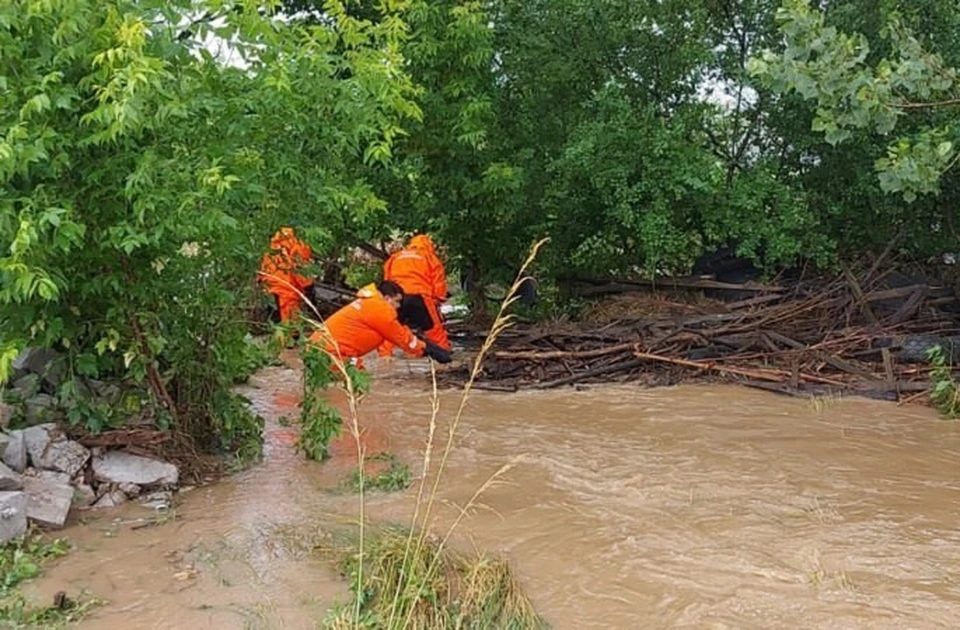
[885,287,926,325]
[739,380,816,398]
[76,429,171,448]
[864,284,951,303]
[471,382,519,393]
[897,389,931,406]
[763,330,882,381]
[724,294,785,310]
[632,351,848,386]
[841,262,878,324]
[569,276,785,297]
[493,342,636,361]
[533,359,646,389]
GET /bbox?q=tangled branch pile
[442,262,960,402]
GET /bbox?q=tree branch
[895,98,960,109]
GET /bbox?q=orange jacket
[310,284,426,360]
[260,227,313,294]
[383,234,447,301]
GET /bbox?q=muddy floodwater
[25,353,960,629]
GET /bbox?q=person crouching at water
[309,281,453,371]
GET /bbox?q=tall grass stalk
[392,238,548,628]
[263,237,550,628]
[258,269,372,623]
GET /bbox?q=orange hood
[407,234,436,256]
[270,227,297,250]
[356,283,381,299]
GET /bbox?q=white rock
[22,424,90,477]
[24,394,56,424]
[22,477,73,528]
[92,451,178,487]
[24,468,70,485]
[22,423,57,464]
[37,440,90,477]
[0,492,27,542]
[12,348,61,376]
[0,461,22,491]
[11,374,40,400]
[1,430,27,473]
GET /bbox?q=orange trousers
[275,292,303,322]
[378,296,449,356]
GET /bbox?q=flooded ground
[25,352,960,629]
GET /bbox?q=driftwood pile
[442,261,960,403]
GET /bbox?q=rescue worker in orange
[311,281,452,370]
[377,234,451,358]
[259,227,314,323]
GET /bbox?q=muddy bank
[22,355,960,629]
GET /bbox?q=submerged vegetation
[337,453,412,495]
[927,345,960,418]
[323,526,547,630]
[299,344,372,461]
[302,240,548,627]
[0,533,97,628]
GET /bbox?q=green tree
[0,0,418,451]
[750,0,960,203]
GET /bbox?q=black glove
[424,341,453,364]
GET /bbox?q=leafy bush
[299,345,371,461]
[927,345,960,418]
[0,1,419,455]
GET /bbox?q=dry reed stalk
[264,240,551,628]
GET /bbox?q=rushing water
[25,353,960,629]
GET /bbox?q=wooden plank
[494,342,636,361]
[764,330,882,381]
[533,359,646,389]
[632,350,848,386]
[841,262,878,324]
[881,348,895,383]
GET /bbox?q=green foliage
[0,533,94,629]
[232,336,279,386]
[1,533,68,596]
[0,0,419,455]
[0,594,98,630]
[337,453,411,494]
[299,346,341,461]
[344,260,382,290]
[299,345,370,462]
[5,0,960,439]
[325,526,548,629]
[750,0,960,202]
[927,345,960,418]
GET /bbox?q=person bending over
[310,281,452,370]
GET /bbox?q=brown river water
[23,352,960,629]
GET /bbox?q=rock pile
[0,423,179,541]
[1,348,179,543]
